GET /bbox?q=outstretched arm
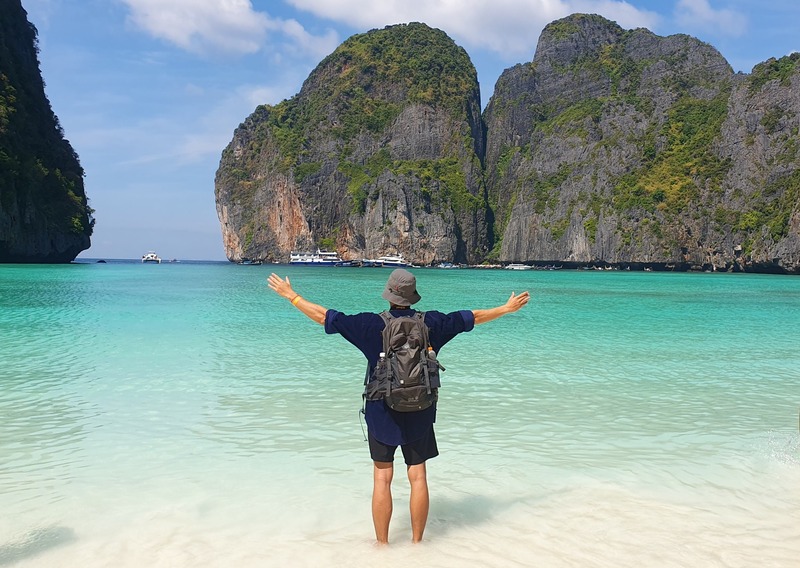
[267,273,327,325]
[472,291,530,325]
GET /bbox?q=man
[267,268,529,544]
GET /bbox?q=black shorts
[369,427,439,466]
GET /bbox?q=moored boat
[375,254,409,267]
[289,249,343,265]
[504,263,531,270]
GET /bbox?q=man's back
[324,308,475,446]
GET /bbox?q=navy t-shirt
[324,308,475,446]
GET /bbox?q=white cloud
[275,18,341,59]
[285,0,660,56]
[674,0,747,37]
[121,0,270,55]
[120,0,339,58]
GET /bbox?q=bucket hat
[382,268,421,306]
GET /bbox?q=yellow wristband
[291,295,301,306]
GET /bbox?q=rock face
[484,14,800,273]
[215,23,488,264]
[216,14,800,273]
[0,0,93,263]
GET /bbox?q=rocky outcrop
[0,0,93,263]
[484,14,800,273]
[714,63,800,272]
[215,23,488,264]
[217,14,800,273]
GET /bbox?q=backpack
[363,311,445,412]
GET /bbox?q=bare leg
[407,462,429,543]
[372,461,394,544]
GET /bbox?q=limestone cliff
[217,14,800,273]
[0,0,93,263]
[484,14,800,273]
[215,23,488,264]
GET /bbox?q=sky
[20,0,800,261]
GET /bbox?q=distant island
[215,15,800,274]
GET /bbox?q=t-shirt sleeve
[324,309,371,337]
[324,309,342,334]
[324,309,384,362]
[458,309,475,332]
[425,309,474,351]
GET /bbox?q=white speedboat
[141,251,161,264]
[375,254,409,267]
[504,263,531,270]
[289,249,343,265]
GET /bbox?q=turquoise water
[1,262,798,567]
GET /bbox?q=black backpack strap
[365,311,393,388]
[415,311,430,346]
[414,311,433,393]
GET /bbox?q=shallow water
[1,262,798,567]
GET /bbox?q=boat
[375,254,409,267]
[436,262,459,269]
[504,263,532,270]
[289,249,343,265]
[141,251,161,264]
[238,259,262,265]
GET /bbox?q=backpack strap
[415,311,429,347]
[365,311,393,388]
[413,311,433,393]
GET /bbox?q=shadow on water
[0,526,75,566]
[429,493,529,536]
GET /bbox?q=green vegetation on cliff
[340,151,478,215]
[323,22,475,130]
[735,170,800,248]
[531,16,734,220]
[613,92,731,214]
[256,22,477,170]
[545,13,613,41]
[749,53,800,91]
